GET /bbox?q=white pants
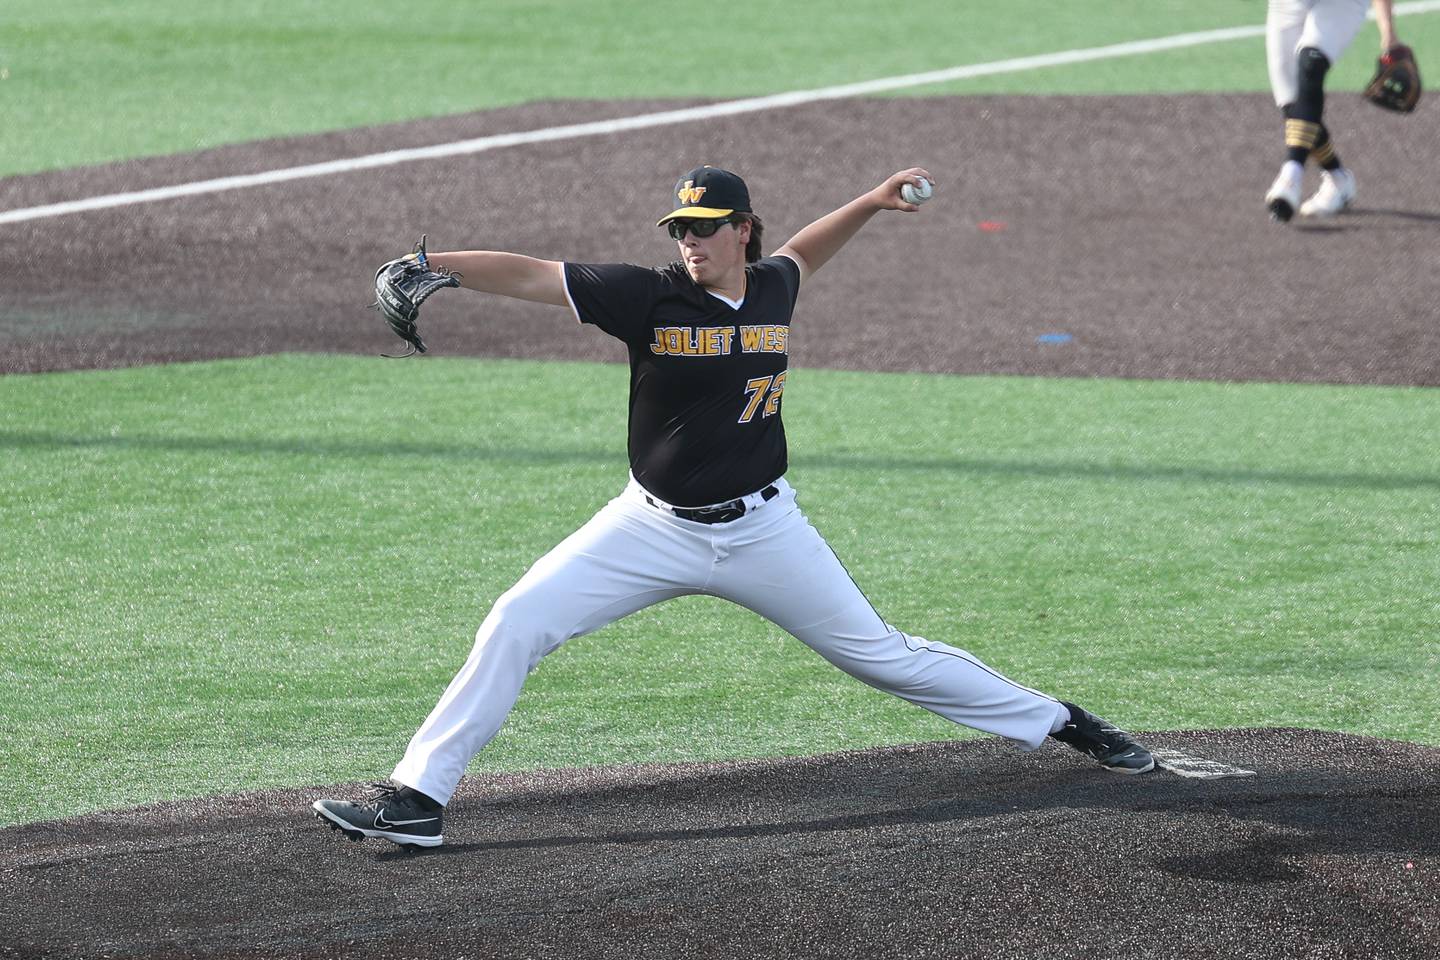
[392,477,1064,805]
[1267,0,1370,106]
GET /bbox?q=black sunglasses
[666,217,736,240]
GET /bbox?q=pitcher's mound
[4,728,1436,959]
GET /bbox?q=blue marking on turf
[1037,333,1073,344]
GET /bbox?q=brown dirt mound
[4,729,1436,959]
[2,94,1438,384]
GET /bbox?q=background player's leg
[1264,0,1314,220]
[1293,0,1370,215]
[1301,0,1372,65]
[391,493,707,804]
[1274,1,1371,146]
[1284,47,1331,165]
[710,489,1063,750]
[1266,0,1310,109]
[1300,125,1358,216]
[1310,125,1341,171]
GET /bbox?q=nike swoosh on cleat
[374,811,439,829]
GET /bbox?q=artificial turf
[12,1,1438,177]
[3,354,1435,825]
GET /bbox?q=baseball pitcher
[314,165,1156,849]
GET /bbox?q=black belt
[645,484,779,524]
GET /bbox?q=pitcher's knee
[473,591,565,668]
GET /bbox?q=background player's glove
[371,235,462,358]
[1363,44,1422,113]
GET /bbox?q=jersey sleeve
[759,254,802,311]
[563,262,665,342]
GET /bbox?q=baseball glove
[371,235,461,358]
[1364,44,1422,113]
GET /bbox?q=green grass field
[3,356,1437,825]
[5,2,1440,828]
[6,1,1439,177]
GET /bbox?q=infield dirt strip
[1,94,1438,383]
[2,95,1438,959]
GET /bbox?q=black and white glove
[370,235,461,358]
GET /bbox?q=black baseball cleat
[1051,702,1156,774]
[312,781,444,848]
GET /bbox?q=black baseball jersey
[564,255,802,507]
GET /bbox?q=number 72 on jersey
[739,372,787,423]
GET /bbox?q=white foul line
[5,0,1439,227]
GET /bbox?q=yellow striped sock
[1285,119,1321,150]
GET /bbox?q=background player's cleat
[1051,702,1156,774]
[1299,167,1357,218]
[1264,162,1304,223]
[312,781,444,848]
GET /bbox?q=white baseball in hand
[900,177,933,205]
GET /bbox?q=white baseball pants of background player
[391,477,1066,805]
[1267,0,1371,105]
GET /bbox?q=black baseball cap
[656,166,752,225]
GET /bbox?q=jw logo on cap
[677,180,707,205]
